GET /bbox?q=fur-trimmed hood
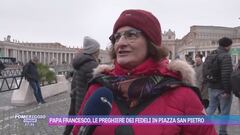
[93,59,196,86]
[168,59,196,86]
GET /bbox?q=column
[26,51,29,63]
[64,53,66,63]
[47,52,50,65]
[39,52,42,63]
[43,52,46,64]
[25,51,27,62]
[30,51,33,60]
[46,52,49,65]
[4,48,8,57]
[68,53,71,64]
[57,52,60,65]
[60,53,62,65]
[56,52,58,65]
[13,49,17,59]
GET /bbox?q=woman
[63,36,100,135]
[73,9,216,135]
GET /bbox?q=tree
[37,63,56,85]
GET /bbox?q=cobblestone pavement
[0,91,70,135]
[0,91,239,135]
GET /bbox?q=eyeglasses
[109,29,142,43]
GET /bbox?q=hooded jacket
[72,58,217,135]
[71,53,98,113]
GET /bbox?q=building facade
[162,26,240,65]
[1,25,240,66]
[0,35,111,65]
[162,29,178,59]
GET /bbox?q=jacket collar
[218,46,229,53]
[93,58,196,86]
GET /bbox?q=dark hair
[218,37,232,47]
[195,53,203,59]
[108,41,169,61]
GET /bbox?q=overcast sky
[0,0,239,49]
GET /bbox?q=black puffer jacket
[208,46,233,93]
[71,53,98,113]
[25,61,39,81]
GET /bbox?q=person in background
[206,37,233,135]
[194,54,209,108]
[185,54,195,66]
[0,60,5,76]
[234,58,240,71]
[233,58,240,112]
[72,9,216,135]
[63,36,100,135]
[24,56,46,104]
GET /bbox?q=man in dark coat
[206,37,233,135]
[63,36,100,135]
[24,56,46,104]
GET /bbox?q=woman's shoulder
[72,53,97,69]
[140,86,205,116]
[169,86,200,99]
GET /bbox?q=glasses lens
[124,30,140,40]
[113,33,122,42]
[109,29,141,43]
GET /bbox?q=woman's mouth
[118,50,131,56]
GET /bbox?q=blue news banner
[48,115,240,126]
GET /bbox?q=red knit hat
[113,9,162,47]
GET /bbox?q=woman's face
[113,26,148,69]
